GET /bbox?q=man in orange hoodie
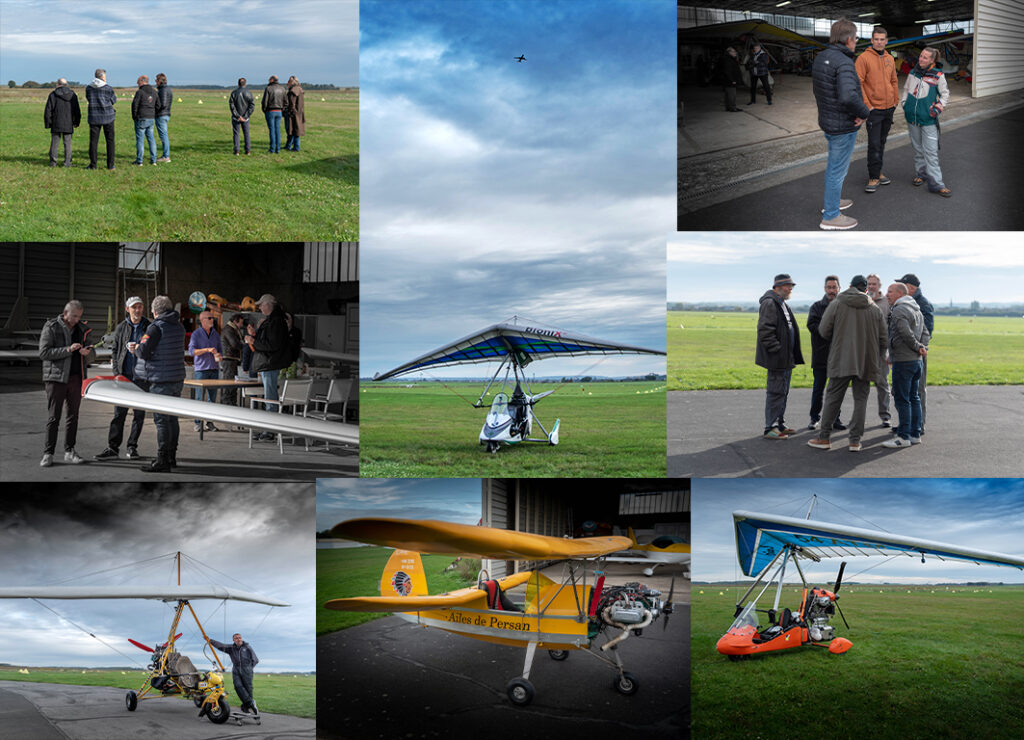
[855,27,899,193]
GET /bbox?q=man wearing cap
[882,282,929,448]
[95,297,151,461]
[188,311,222,432]
[866,274,893,427]
[897,273,933,433]
[807,275,887,451]
[246,294,290,439]
[756,274,804,439]
[806,275,846,432]
[219,313,246,406]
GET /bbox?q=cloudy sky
[0,485,315,671]
[669,233,1024,306]
[359,0,674,379]
[0,0,358,87]
[692,479,1024,585]
[317,479,481,532]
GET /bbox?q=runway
[668,385,1024,477]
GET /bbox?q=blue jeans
[149,381,183,456]
[822,131,858,219]
[265,110,282,152]
[259,370,279,403]
[286,134,300,151]
[135,118,157,163]
[155,115,170,158]
[192,368,219,423]
[891,360,923,440]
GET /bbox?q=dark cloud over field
[0,0,358,87]
[359,0,674,378]
[0,485,315,670]
[692,479,1024,584]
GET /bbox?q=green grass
[317,546,478,635]
[358,380,667,477]
[691,584,1024,739]
[0,666,315,718]
[668,310,1024,391]
[0,87,357,240]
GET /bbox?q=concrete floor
[0,681,314,740]
[0,366,357,481]
[678,75,1024,228]
[668,385,1024,478]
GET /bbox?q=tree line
[9,80,344,89]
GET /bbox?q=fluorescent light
[858,13,874,18]
[776,1,791,6]
[915,19,933,24]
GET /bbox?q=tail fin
[380,549,429,598]
[627,527,639,547]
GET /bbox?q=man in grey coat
[38,300,96,467]
[210,633,259,714]
[807,275,886,451]
[755,274,804,439]
[883,283,929,448]
[229,77,255,155]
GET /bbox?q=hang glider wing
[733,510,1024,577]
[373,317,666,380]
[0,585,290,607]
[880,30,969,52]
[678,19,824,49]
[82,377,358,445]
[324,571,535,613]
[300,347,359,364]
[331,518,632,560]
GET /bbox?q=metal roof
[680,2,975,28]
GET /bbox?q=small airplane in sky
[515,54,526,62]
[606,528,691,576]
[324,518,676,706]
[717,508,1024,660]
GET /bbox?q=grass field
[358,380,667,477]
[668,310,1024,391]
[0,87,357,241]
[691,584,1024,738]
[0,666,316,718]
[317,546,478,635]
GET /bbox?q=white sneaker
[909,436,921,445]
[64,449,84,464]
[40,453,53,467]
[882,437,910,448]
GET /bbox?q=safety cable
[30,598,146,668]
[46,552,178,586]
[815,495,891,533]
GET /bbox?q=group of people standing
[756,271,932,451]
[42,70,306,166]
[39,293,302,473]
[813,20,951,230]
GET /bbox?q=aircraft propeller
[129,634,182,653]
[662,576,675,631]
[832,562,850,630]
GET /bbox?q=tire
[548,650,568,661]
[506,677,534,706]
[206,696,231,724]
[125,691,138,711]
[193,695,204,708]
[613,671,639,695]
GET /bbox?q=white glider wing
[82,377,358,446]
[0,585,289,607]
[301,347,359,364]
[733,510,1024,577]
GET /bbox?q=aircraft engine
[595,582,664,626]
[804,588,836,642]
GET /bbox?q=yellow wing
[325,571,536,613]
[330,518,631,560]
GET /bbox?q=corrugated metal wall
[974,0,1024,97]
[482,479,512,578]
[9,245,118,328]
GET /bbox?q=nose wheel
[506,677,534,706]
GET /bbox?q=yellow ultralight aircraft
[604,527,691,576]
[324,518,676,706]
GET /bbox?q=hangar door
[974,0,1024,97]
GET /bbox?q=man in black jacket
[44,78,81,166]
[94,297,150,461]
[246,294,290,439]
[746,44,772,105]
[755,274,804,439]
[812,18,869,230]
[806,276,846,431]
[131,75,159,165]
[261,75,287,153]
[230,77,255,155]
[721,47,743,112]
[897,273,934,434]
[210,633,259,715]
[38,300,95,467]
[154,72,172,162]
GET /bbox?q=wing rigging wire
[30,598,147,669]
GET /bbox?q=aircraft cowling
[828,637,852,654]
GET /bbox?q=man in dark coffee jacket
[44,78,81,166]
[230,77,255,155]
[133,295,185,472]
[85,68,116,169]
[131,75,159,165]
[755,274,804,439]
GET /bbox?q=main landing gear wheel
[125,691,138,711]
[193,696,204,708]
[547,649,568,661]
[206,696,231,724]
[613,671,639,695]
[506,677,535,706]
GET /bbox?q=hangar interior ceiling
[680,2,975,28]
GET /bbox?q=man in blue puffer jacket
[133,295,186,472]
[812,19,870,231]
